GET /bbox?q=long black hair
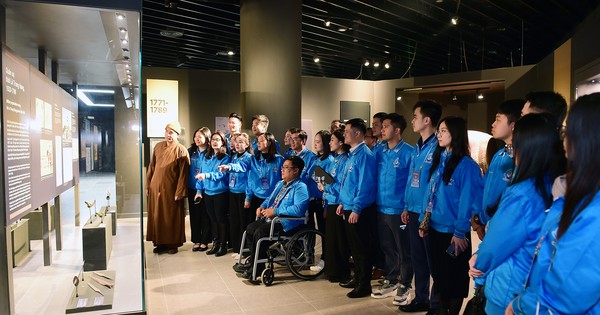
[190,127,211,153]
[558,93,600,238]
[315,130,332,160]
[331,129,350,154]
[255,132,278,162]
[429,116,470,184]
[205,130,227,160]
[486,113,565,217]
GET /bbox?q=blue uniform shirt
[513,193,600,315]
[474,177,551,311]
[403,134,437,214]
[196,153,230,196]
[261,178,309,232]
[323,152,349,206]
[479,147,515,224]
[339,142,376,214]
[283,148,294,158]
[228,151,252,194]
[307,155,334,199]
[375,140,413,215]
[188,147,207,189]
[226,153,284,202]
[427,153,484,238]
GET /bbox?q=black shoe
[328,276,350,283]
[206,242,219,255]
[339,278,359,288]
[233,263,251,273]
[400,300,430,312]
[153,245,167,254]
[215,243,228,257]
[198,244,208,252]
[192,243,201,252]
[347,285,372,298]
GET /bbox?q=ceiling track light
[324,18,331,27]
[313,55,320,63]
[116,13,125,20]
[477,90,484,100]
[227,50,235,56]
[121,39,128,45]
[384,62,390,69]
[364,59,370,66]
[119,27,127,34]
[373,61,380,68]
[451,16,458,25]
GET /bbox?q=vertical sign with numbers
[146,79,179,137]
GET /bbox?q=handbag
[463,285,487,315]
[418,211,431,232]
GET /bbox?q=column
[240,0,302,141]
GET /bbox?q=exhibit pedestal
[11,219,30,267]
[23,206,56,240]
[82,214,112,271]
[65,270,116,313]
[102,206,117,236]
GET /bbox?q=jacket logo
[393,158,400,168]
[503,169,513,182]
[425,152,433,163]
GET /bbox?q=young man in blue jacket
[288,128,317,185]
[372,113,414,300]
[472,99,524,238]
[337,118,377,298]
[251,114,281,153]
[400,100,442,313]
[234,156,309,281]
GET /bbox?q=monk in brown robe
[146,121,190,254]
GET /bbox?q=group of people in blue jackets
[186,90,600,315]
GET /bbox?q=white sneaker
[371,280,399,299]
[392,284,412,305]
[231,253,240,260]
[309,259,325,272]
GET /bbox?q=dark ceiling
[142,0,600,81]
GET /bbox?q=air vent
[160,30,184,38]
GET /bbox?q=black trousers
[407,211,438,306]
[308,199,326,234]
[187,189,211,245]
[205,192,229,243]
[378,212,412,286]
[228,192,252,253]
[343,204,376,286]
[324,204,350,280]
[429,228,471,300]
[245,219,284,272]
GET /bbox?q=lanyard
[425,150,449,213]
[271,180,297,209]
[411,137,436,175]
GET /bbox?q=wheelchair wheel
[285,229,325,280]
[261,268,274,286]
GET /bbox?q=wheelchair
[237,215,325,286]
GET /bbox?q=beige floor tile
[244,302,319,315]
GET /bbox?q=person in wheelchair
[234,155,310,281]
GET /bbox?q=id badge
[229,176,236,188]
[411,171,420,188]
[261,178,269,190]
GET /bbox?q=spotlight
[477,91,484,100]
[373,62,380,68]
[338,26,347,32]
[324,19,331,27]
[364,60,370,66]
[116,13,125,20]
[313,55,320,63]
[227,50,235,56]
[121,39,128,45]
[119,27,127,34]
[396,96,402,101]
[452,94,458,101]
[384,62,390,69]
[451,17,458,25]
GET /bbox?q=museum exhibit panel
[0,1,144,314]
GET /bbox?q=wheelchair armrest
[268,216,308,239]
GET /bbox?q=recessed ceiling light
[116,13,125,20]
[324,19,331,27]
[338,27,347,32]
[313,56,320,63]
[451,17,458,25]
[353,38,358,43]
[119,27,127,34]
[125,64,130,69]
[373,62,379,68]
[384,62,390,69]
[364,60,370,66]
[396,96,402,101]
[227,50,235,56]
[121,39,128,45]
[384,51,390,54]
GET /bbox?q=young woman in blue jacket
[469,113,565,315]
[507,92,600,315]
[188,127,212,252]
[219,132,284,219]
[195,131,230,257]
[319,129,351,282]
[307,130,334,234]
[420,116,483,315]
[227,133,253,259]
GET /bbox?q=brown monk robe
[146,121,190,254]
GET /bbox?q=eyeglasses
[435,129,449,136]
[282,166,298,170]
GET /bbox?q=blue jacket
[283,148,294,158]
[427,153,483,238]
[290,147,317,186]
[513,194,600,315]
[339,142,376,214]
[261,178,309,232]
[479,147,515,225]
[307,155,334,199]
[404,134,437,214]
[195,153,230,196]
[323,152,349,206]
[376,140,413,215]
[474,177,551,311]
[227,153,284,202]
[228,151,252,194]
[188,147,207,189]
